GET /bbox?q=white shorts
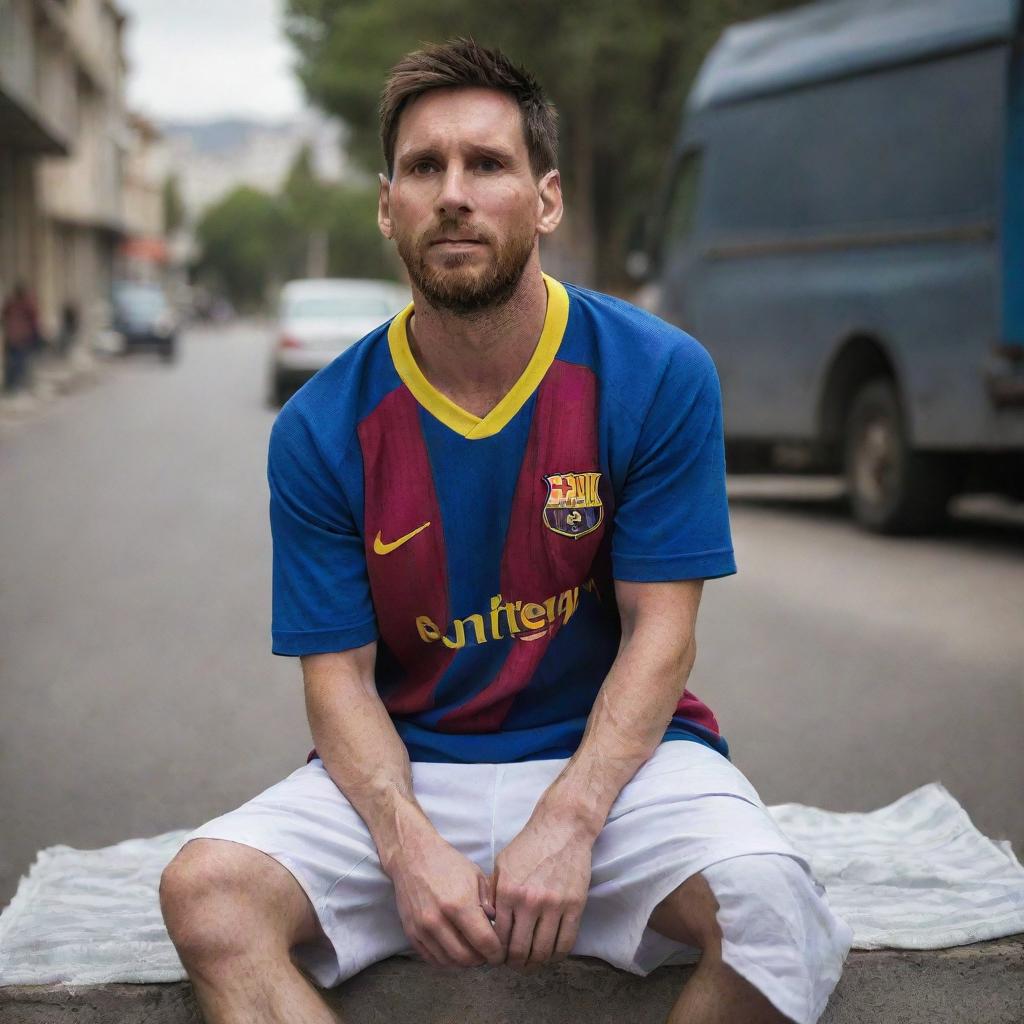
[180,740,853,1024]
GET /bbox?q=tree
[284,0,803,290]
[279,144,399,281]
[281,143,331,277]
[193,171,399,310]
[322,183,400,280]
[195,187,290,310]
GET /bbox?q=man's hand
[387,827,505,970]
[491,811,593,972]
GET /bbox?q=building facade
[120,111,173,284]
[0,0,134,371]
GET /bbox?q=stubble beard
[396,218,535,317]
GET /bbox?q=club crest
[542,472,604,539]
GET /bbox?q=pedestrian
[58,302,79,357]
[159,39,853,1024]
[2,282,40,392]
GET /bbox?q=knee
[703,854,852,972]
[159,839,261,963]
[649,870,723,952]
[700,854,853,1021]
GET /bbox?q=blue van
[648,0,1024,532]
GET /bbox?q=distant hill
[159,118,291,156]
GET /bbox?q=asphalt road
[2,322,1022,911]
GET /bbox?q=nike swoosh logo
[373,521,431,555]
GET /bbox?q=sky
[117,0,305,122]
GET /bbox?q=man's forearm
[534,581,702,839]
[302,648,438,873]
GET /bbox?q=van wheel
[843,379,953,534]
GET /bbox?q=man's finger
[527,910,561,966]
[506,907,539,971]
[552,910,581,961]
[478,873,496,920]
[410,935,444,968]
[415,931,451,968]
[431,916,486,967]
[494,892,514,952]
[453,904,505,965]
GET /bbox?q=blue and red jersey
[269,275,736,764]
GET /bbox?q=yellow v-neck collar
[387,273,569,440]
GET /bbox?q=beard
[396,216,535,316]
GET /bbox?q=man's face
[379,87,561,315]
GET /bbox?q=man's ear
[378,172,394,239]
[536,169,563,236]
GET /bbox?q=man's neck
[407,258,549,419]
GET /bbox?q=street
[2,322,1022,911]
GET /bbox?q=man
[2,282,40,392]
[160,39,852,1024]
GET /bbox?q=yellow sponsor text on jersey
[415,579,600,650]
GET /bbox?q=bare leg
[664,944,790,1024]
[649,872,790,1024]
[160,838,343,1024]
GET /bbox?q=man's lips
[430,237,484,246]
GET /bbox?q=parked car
[645,0,1024,533]
[268,278,411,405]
[110,282,178,362]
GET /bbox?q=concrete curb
[1,938,1021,1023]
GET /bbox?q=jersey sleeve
[268,407,378,655]
[611,340,737,582]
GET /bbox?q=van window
[665,151,703,243]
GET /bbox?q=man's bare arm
[491,578,704,969]
[302,645,424,866]
[302,647,504,967]
[534,578,704,834]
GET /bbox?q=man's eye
[411,162,437,175]
[477,159,501,172]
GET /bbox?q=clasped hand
[490,812,592,971]
[388,814,592,972]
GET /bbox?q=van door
[1004,33,1024,347]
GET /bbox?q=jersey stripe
[358,385,454,714]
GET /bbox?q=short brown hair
[379,38,558,179]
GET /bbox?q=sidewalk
[1,939,1022,1023]
[0,347,104,431]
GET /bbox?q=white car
[268,278,410,405]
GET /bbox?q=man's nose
[436,165,473,215]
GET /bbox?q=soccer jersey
[269,275,736,765]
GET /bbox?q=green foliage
[284,0,804,289]
[195,186,290,310]
[281,143,330,231]
[194,150,398,310]
[323,183,400,280]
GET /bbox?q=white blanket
[1,782,1022,986]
